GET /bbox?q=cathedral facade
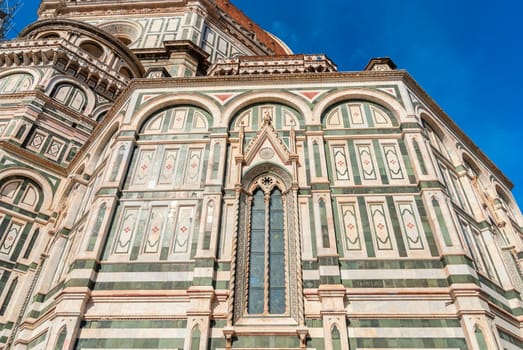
[0,1,522,349]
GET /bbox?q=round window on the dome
[79,41,105,59]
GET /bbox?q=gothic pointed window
[234,165,301,324]
[247,185,285,315]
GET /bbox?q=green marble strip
[214,280,229,290]
[344,278,448,288]
[313,141,322,177]
[27,332,47,350]
[331,186,419,195]
[355,337,467,349]
[75,338,184,349]
[447,275,479,286]
[69,259,99,272]
[357,197,375,257]
[303,260,319,270]
[0,277,17,315]
[0,201,38,219]
[98,262,195,273]
[347,140,361,185]
[82,320,187,329]
[308,197,318,257]
[233,335,301,348]
[432,198,452,246]
[303,279,320,289]
[0,260,14,270]
[323,128,402,136]
[498,329,523,348]
[413,139,429,175]
[397,138,417,184]
[0,322,13,331]
[341,259,442,270]
[351,318,461,328]
[373,139,389,184]
[207,338,227,349]
[415,197,439,257]
[478,274,522,301]
[441,254,474,267]
[94,281,192,291]
[386,196,407,257]
[33,281,65,303]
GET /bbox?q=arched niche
[0,168,54,211]
[99,20,142,47]
[140,105,213,135]
[223,91,311,127]
[126,93,219,131]
[313,88,407,125]
[46,76,96,115]
[0,177,44,211]
[229,102,304,132]
[321,99,397,129]
[0,71,36,93]
[419,112,451,158]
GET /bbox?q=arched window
[331,325,342,350]
[54,327,67,350]
[234,165,301,324]
[0,177,44,258]
[322,100,397,129]
[51,83,88,113]
[0,178,42,210]
[79,41,105,59]
[248,185,285,314]
[0,73,34,93]
[421,118,449,158]
[474,325,488,350]
[496,187,517,221]
[190,325,201,350]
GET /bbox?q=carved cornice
[0,90,98,131]
[70,69,513,190]
[208,54,337,76]
[0,39,128,98]
[38,0,187,17]
[20,19,145,77]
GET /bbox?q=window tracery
[234,165,300,324]
[247,175,286,315]
[51,83,88,113]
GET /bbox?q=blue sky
[9,1,523,207]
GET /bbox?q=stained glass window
[247,187,286,315]
[269,189,285,314]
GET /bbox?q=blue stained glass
[248,190,266,313]
[247,187,286,315]
[249,288,264,314]
[251,229,265,251]
[252,211,265,228]
[270,231,284,252]
[250,254,264,287]
[269,189,285,314]
[269,253,285,286]
[269,287,285,314]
